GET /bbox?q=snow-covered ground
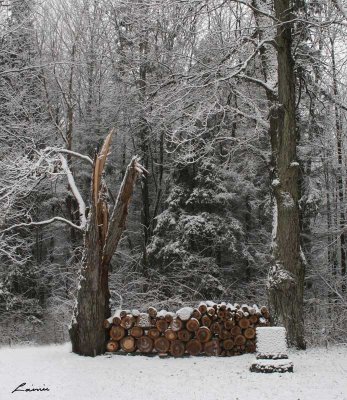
[0,343,346,400]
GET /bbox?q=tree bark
[267,0,306,349]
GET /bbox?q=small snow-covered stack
[104,301,270,357]
[250,327,293,373]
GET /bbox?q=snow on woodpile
[176,307,193,321]
[137,313,152,328]
[105,302,271,357]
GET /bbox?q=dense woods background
[1,0,346,348]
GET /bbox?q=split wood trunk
[69,132,144,356]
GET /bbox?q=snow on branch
[45,147,93,165]
[1,217,84,233]
[59,154,87,229]
[332,0,347,20]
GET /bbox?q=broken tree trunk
[69,131,145,356]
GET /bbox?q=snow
[256,327,288,355]
[137,313,151,327]
[281,192,295,208]
[271,199,278,248]
[176,307,193,321]
[0,344,347,400]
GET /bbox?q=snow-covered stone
[256,327,288,356]
[251,327,293,373]
[250,358,293,373]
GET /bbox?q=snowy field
[0,343,347,400]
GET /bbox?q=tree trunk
[69,132,144,356]
[267,0,306,349]
[331,37,346,292]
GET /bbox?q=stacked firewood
[104,302,270,357]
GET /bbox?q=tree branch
[102,156,146,265]
[59,155,87,229]
[1,217,84,233]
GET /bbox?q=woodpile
[104,302,270,357]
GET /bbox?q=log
[170,318,183,332]
[120,336,136,352]
[148,328,161,340]
[191,309,202,320]
[244,327,256,339]
[177,329,191,342]
[154,337,170,353]
[207,307,215,317]
[204,339,220,356]
[103,319,112,329]
[119,310,129,318]
[106,340,119,352]
[148,307,157,318]
[121,315,135,329]
[170,340,185,357]
[201,315,212,327]
[219,329,232,340]
[238,318,250,329]
[186,339,202,356]
[234,334,246,346]
[196,326,211,343]
[245,340,256,353]
[231,326,242,337]
[130,326,143,338]
[217,310,226,319]
[110,326,126,341]
[112,316,122,326]
[249,315,258,324]
[223,339,234,350]
[165,312,175,323]
[156,319,169,333]
[186,318,200,332]
[210,322,222,335]
[224,319,234,330]
[241,304,249,313]
[198,302,207,314]
[137,336,154,353]
[164,329,177,341]
[260,305,269,315]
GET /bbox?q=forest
[0,0,346,351]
